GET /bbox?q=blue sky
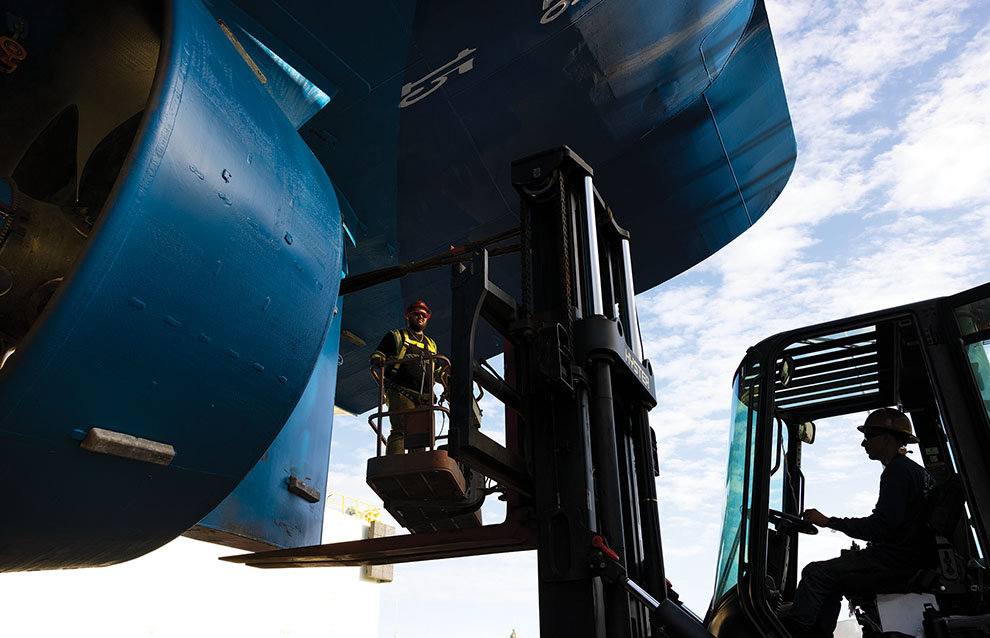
[2,2,987,637]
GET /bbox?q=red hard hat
[405,300,431,318]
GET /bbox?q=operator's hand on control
[802,508,829,528]
[371,356,385,369]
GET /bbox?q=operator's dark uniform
[790,454,935,636]
[371,328,439,455]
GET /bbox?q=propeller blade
[11,104,79,206]
[78,110,143,212]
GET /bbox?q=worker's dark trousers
[790,547,920,637]
[384,389,430,455]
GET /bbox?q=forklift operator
[783,408,935,638]
[370,300,444,456]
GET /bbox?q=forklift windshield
[954,298,990,417]
[712,357,761,602]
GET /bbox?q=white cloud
[874,25,990,211]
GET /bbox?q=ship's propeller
[1,107,143,347]
[0,0,158,357]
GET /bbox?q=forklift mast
[450,146,670,636]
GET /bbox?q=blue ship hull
[0,0,793,570]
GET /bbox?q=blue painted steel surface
[194,295,343,549]
[0,0,342,571]
[294,0,797,413]
[200,0,794,414]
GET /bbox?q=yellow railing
[326,490,382,523]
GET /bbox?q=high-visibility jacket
[370,329,439,392]
[390,328,437,363]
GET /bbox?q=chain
[559,173,574,334]
[520,196,533,321]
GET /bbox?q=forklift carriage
[366,352,485,534]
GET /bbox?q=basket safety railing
[368,353,451,456]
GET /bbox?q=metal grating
[775,326,896,422]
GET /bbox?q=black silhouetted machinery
[706,283,990,637]
[225,148,990,638]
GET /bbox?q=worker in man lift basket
[782,407,935,638]
[369,300,446,455]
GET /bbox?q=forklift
[225,146,710,637]
[706,285,990,637]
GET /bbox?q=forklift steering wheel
[768,509,819,535]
